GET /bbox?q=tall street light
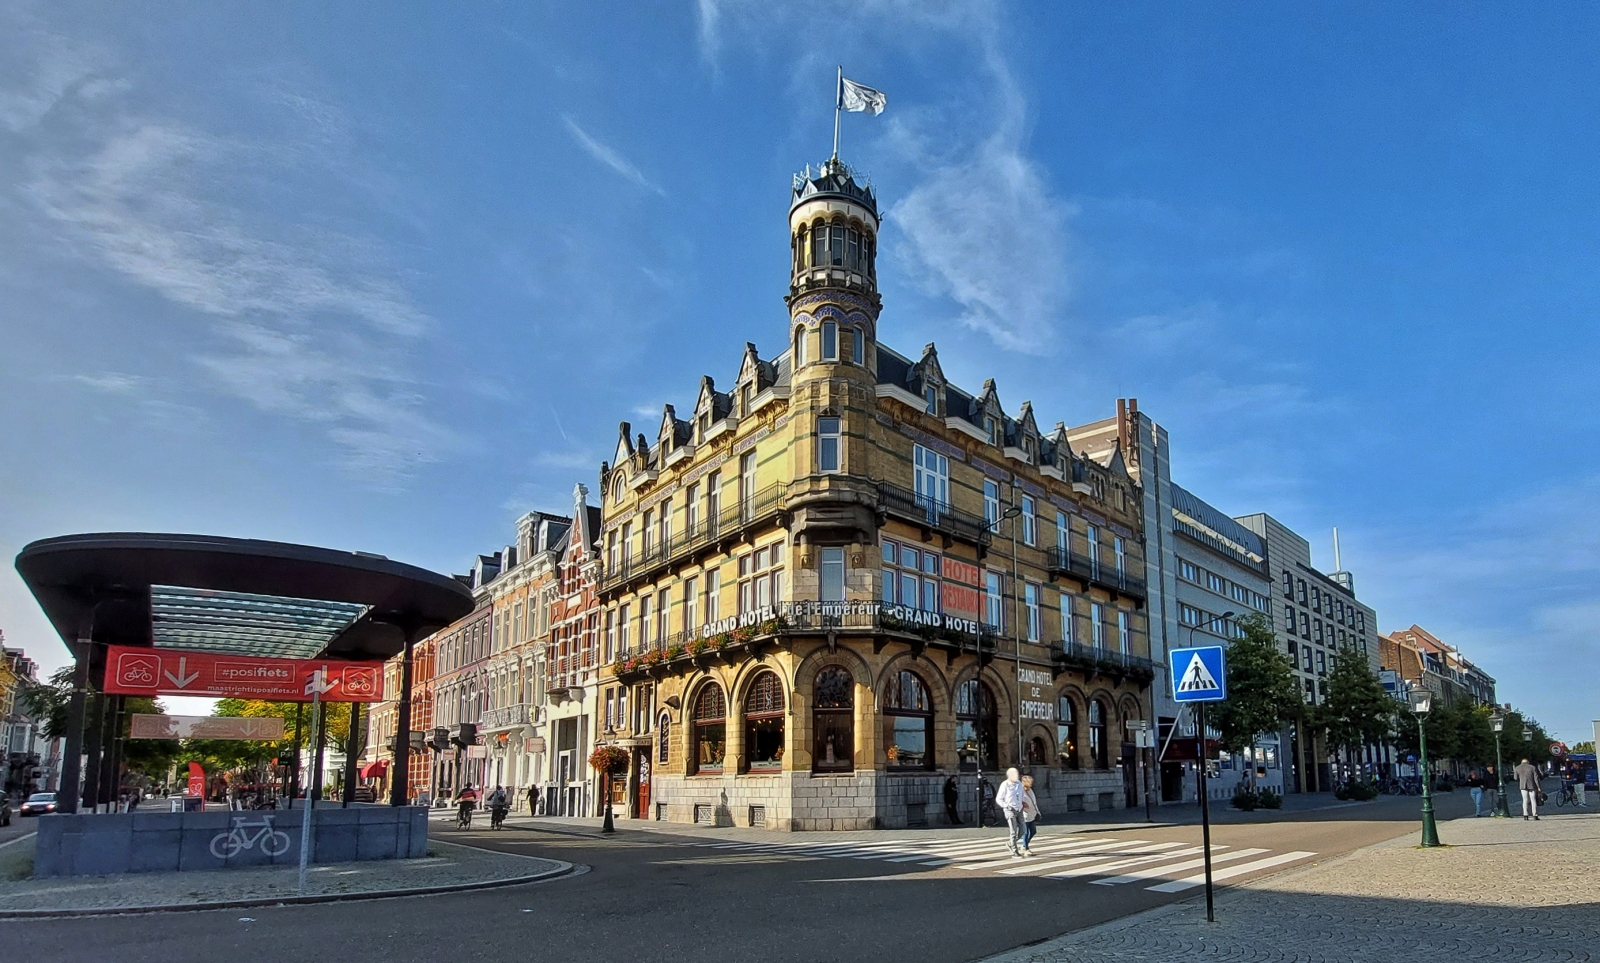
[1410,689,1441,847]
[1489,710,1510,817]
[995,498,1026,766]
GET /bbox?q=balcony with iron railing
[1055,641,1158,684]
[480,703,534,731]
[874,481,993,551]
[601,484,789,594]
[606,600,998,681]
[1045,546,1147,604]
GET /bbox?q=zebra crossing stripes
[1091,847,1270,885]
[680,834,1317,891]
[1144,851,1318,892]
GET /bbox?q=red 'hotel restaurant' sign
[102,644,385,702]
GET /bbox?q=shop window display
[693,684,727,775]
[813,666,854,772]
[744,671,786,773]
[884,670,933,770]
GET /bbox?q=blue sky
[2,1,1596,741]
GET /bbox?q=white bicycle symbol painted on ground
[209,815,293,859]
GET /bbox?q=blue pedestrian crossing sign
[1171,645,1227,703]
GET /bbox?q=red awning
[359,760,389,779]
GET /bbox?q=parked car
[19,792,58,816]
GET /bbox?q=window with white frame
[1179,559,1199,582]
[1060,592,1075,644]
[685,483,700,534]
[604,610,616,661]
[1025,583,1040,641]
[637,595,651,649]
[683,576,699,634]
[706,569,721,621]
[821,546,846,602]
[618,603,630,654]
[794,326,808,367]
[1113,536,1126,577]
[658,499,671,551]
[656,588,669,643]
[984,479,1000,529]
[1021,495,1037,546]
[707,471,721,523]
[818,416,841,472]
[1180,604,1201,626]
[1056,512,1069,554]
[1091,602,1106,649]
[1117,610,1131,652]
[924,385,937,414]
[1086,524,1100,577]
[740,452,757,509]
[738,542,786,613]
[642,509,654,557]
[913,444,949,514]
[985,571,1004,629]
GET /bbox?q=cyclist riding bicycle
[488,786,508,830]
[456,785,478,828]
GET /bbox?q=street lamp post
[1490,710,1510,817]
[1410,689,1441,847]
[601,724,617,835]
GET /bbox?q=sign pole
[298,684,319,894]
[1197,700,1215,923]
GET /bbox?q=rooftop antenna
[1333,526,1342,572]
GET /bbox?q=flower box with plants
[589,744,630,775]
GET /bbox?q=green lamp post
[1410,688,1441,847]
[1490,710,1511,817]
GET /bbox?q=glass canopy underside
[149,586,370,659]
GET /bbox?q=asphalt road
[9,792,1477,963]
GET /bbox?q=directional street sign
[101,645,385,702]
[1171,645,1228,703]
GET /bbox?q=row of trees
[1206,613,1549,784]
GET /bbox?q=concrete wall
[33,805,428,878]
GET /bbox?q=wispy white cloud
[561,115,664,196]
[696,0,1072,354]
[12,34,458,483]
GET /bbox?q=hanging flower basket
[589,745,630,775]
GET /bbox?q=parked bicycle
[209,815,292,859]
[1554,783,1581,807]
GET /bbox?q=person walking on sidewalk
[1020,774,1041,855]
[1466,770,1486,816]
[997,767,1027,857]
[1515,758,1542,820]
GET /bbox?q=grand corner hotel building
[594,157,1153,831]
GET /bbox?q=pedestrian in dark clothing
[1514,758,1542,820]
[943,775,962,826]
[527,785,539,815]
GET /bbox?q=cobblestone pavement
[980,810,1600,963]
[0,836,568,914]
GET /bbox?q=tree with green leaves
[1209,612,1304,788]
[22,667,179,782]
[1574,741,1596,755]
[1317,644,1394,773]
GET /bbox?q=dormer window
[985,416,999,446]
[924,385,938,414]
[822,322,838,361]
[740,383,753,415]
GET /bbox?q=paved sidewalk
[0,835,570,916]
[981,809,1600,962]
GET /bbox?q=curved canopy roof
[16,533,476,662]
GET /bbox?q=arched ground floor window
[744,672,785,773]
[813,666,854,772]
[693,684,726,775]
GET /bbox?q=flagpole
[832,65,842,161]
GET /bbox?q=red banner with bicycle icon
[102,645,385,701]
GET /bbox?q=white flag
[840,77,887,115]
